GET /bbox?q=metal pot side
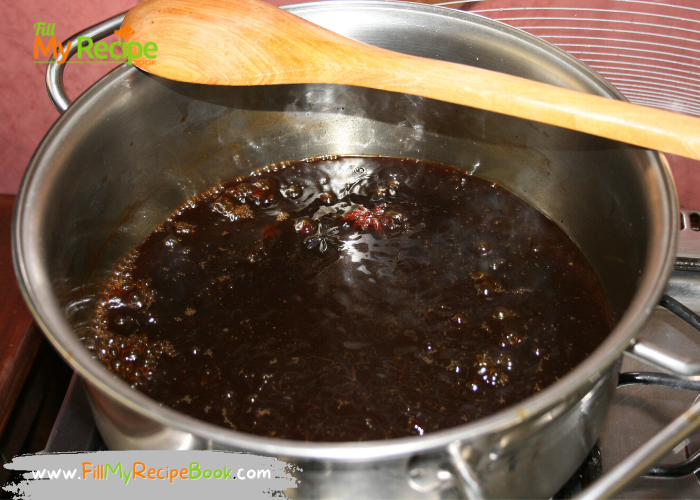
[13,2,677,498]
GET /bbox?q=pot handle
[447,441,484,499]
[573,294,700,500]
[625,295,700,379]
[46,13,126,113]
[573,398,700,500]
[448,392,700,500]
[626,338,700,377]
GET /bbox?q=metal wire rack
[430,0,700,118]
[420,0,700,206]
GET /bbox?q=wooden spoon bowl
[123,0,700,160]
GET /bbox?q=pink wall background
[2,1,138,195]
[0,0,293,197]
[1,0,697,207]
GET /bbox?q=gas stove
[34,1,700,497]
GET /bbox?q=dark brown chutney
[87,156,613,442]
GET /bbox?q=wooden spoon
[123,0,700,160]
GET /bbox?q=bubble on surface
[247,241,269,263]
[319,192,337,205]
[294,218,316,235]
[492,307,511,321]
[283,184,303,199]
[451,313,467,326]
[475,241,492,257]
[489,258,506,272]
[213,197,254,221]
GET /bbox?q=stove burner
[553,445,602,499]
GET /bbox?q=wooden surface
[124,0,700,161]
[0,195,42,435]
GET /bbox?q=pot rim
[13,0,678,461]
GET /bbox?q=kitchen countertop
[0,195,42,435]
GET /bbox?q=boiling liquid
[87,156,613,441]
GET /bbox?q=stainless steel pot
[13,1,700,498]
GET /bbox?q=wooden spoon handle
[337,51,700,161]
[125,0,700,160]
